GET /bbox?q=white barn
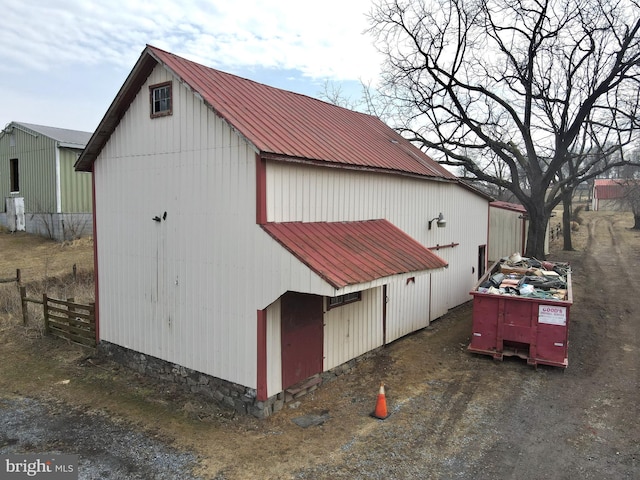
[76,45,491,417]
[488,201,528,262]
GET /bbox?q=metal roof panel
[148,46,456,179]
[262,220,448,289]
[11,122,92,147]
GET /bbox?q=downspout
[55,144,62,213]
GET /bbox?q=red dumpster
[468,258,573,368]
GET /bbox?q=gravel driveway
[0,396,201,479]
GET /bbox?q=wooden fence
[20,288,96,348]
[550,223,562,241]
[0,269,20,285]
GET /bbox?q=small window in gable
[150,81,172,118]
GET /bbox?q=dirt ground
[0,210,638,479]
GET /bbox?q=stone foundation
[97,341,382,419]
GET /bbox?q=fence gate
[20,288,96,348]
[43,295,96,347]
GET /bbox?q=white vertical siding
[96,66,266,388]
[323,288,382,371]
[266,298,282,397]
[385,276,431,343]
[489,207,525,262]
[267,162,488,327]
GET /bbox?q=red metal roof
[593,179,628,199]
[148,46,455,179]
[490,201,526,213]
[262,220,448,289]
[76,45,456,181]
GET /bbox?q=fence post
[67,298,76,337]
[20,286,28,325]
[43,293,49,336]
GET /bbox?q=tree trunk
[562,191,574,251]
[634,214,640,230]
[524,209,549,260]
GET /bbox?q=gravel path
[0,396,202,479]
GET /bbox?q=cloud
[1,0,381,82]
[0,0,383,131]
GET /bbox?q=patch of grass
[0,232,94,336]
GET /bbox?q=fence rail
[20,289,96,348]
[0,269,20,284]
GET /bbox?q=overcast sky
[0,0,382,133]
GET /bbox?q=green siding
[0,125,92,214]
[60,148,93,212]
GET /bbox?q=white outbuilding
[76,45,491,417]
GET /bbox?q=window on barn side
[10,158,19,193]
[327,291,362,310]
[150,81,172,118]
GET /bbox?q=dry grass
[0,231,94,334]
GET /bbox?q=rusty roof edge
[261,224,344,289]
[490,201,527,213]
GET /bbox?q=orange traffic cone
[371,382,389,419]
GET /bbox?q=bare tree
[318,79,396,122]
[613,169,640,228]
[318,80,358,110]
[368,0,640,258]
[622,181,640,228]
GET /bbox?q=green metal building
[0,122,93,240]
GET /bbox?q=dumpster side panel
[469,295,500,351]
[503,300,535,345]
[535,304,570,367]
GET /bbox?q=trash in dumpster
[468,253,573,368]
[476,253,570,301]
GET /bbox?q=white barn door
[385,275,431,344]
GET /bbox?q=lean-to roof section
[262,219,448,290]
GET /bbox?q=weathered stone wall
[98,341,382,419]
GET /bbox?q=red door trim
[255,154,267,225]
[256,309,268,401]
